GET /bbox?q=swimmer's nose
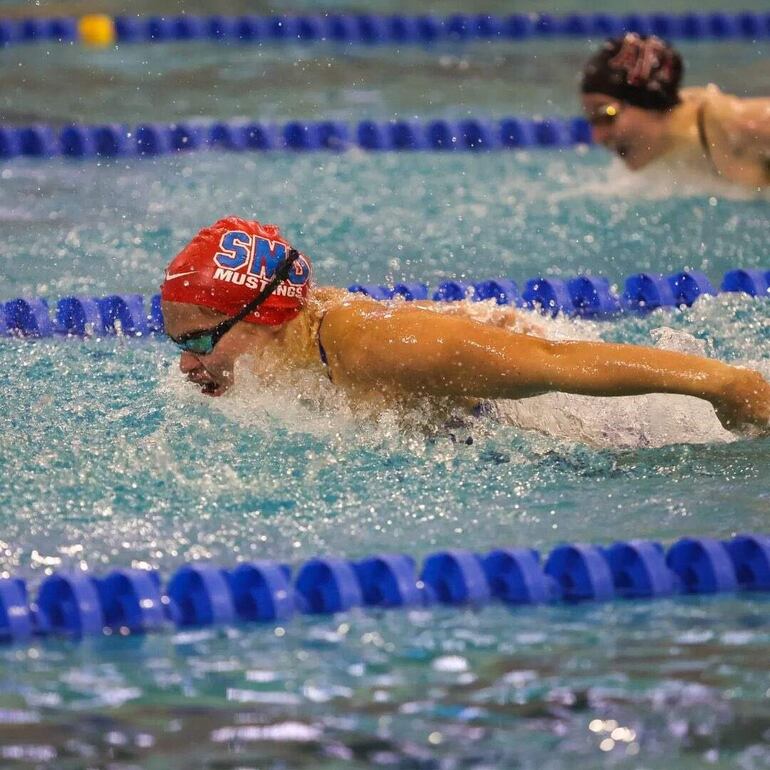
[178,351,201,373]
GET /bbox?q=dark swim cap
[581,34,683,111]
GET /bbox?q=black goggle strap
[225,247,302,328]
[176,247,302,348]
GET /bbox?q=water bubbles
[1,746,56,763]
[432,655,468,673]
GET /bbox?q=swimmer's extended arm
[320,304,770,433]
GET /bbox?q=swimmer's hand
[711,369,770,435]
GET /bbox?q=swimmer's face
[161,300,276,397]
[582,94,669,170]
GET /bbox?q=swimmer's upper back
[683,85,770,188]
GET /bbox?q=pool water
[2,38,769,125]
[1,148,769,769]
[1,14,770,770]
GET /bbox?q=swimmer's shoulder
[312,286,383,321]
[315,292,418,387]
[681,85,770,187]
[319,295,466,373]
[685,84,769,131]
[677,85,729,128]
[680,85,716,105]
[315,289,385,355]
[680,85,737,126]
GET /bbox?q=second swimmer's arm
[321,305,770,431]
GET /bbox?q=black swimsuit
[696,103,717,173]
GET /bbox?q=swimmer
[161,217,770,436]
[581,33,770,188]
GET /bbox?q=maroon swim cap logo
[608,34,675,88]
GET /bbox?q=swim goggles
[169,247,301,355]
[585,103,622,127]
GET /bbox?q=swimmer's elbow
[510,337,596,393]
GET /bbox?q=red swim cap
[161,216,312,326]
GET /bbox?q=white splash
[553,155,770,202]
[497,325,733,449]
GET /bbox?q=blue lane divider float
[2,12,770,48]
[2,533,769,645]
[347,266,769,319]
[0,266,768,340]
[0,116,594,161]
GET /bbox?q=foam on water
[553,155,770,202]
[499,323,732,448]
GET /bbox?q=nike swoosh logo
[165,270,197,281]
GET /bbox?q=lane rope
[1,268,768,339]
[1,12,769,49]
[0,116,592,160]
[1,533,767,644]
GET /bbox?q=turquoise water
[0,149,769,768]
[2,10,770,767]
[2,39,769,124]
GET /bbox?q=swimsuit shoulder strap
[696,102,717,172]
[317,311,333,381]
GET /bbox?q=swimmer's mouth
[187,375,226,397]
[614,143,630,158]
